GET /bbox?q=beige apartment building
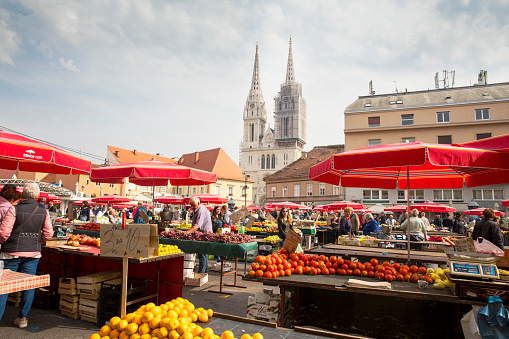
[264,145,345,207]
[343,77,509,212]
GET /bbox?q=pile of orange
[88,297,264,339]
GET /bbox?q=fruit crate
[58,277,78,296]
[77,271,122,300]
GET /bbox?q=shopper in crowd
[292,208,300,220]
[133,202,147,224]
[379,211,387,224]
[363,213,379,236]
[0,182,54,327]
[173,206,180,221]
[47,201,57,213]
[257,207,266,222]
[0,184,17,223]
[401,209,428,242]
[221,205,232,227]
[472,208,504,251]
[3,189,22,206]
[432,214,442,227]
[161,205,172,222]
[38,197,46,209]
[442,213,453,230]
[386,213,396,226]
[95,207,104,219]
[211,206,223,233]
[398,212,408,225]
[187,197,213,273]
[330,212,340,230]
[452,213,466,235]
[339,207,353,236]
[181,206,191,221]
[499,215,509,231]
[79,201,90,221]
[420,212,431,230]
[271,207,279,219]
[277,207,295,246]
[350,212,360,234]
[107,208,117,224]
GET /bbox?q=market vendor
[363,213,379,235]
[401,209,428,242]
[0,182,54,328]
[339,207,353,236]
[277,207,297,246]
[472,208,504,251]
[187,197,213,273]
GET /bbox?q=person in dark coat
[442,213,454,229]
[472,208,504,251]
[452,213,466,235]
[432,214,442,227]
[339,207,353,236]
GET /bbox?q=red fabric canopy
[246,205,261,211]
[502,200,509,208]
[90,159,217,186]
[410,202,456,213]
[184,194,228,204]
[462,208,505,217]
[309,141,509,189]
[154,195,185,204]
[323,201,365,210]
[0,129,91,175]
[270,201,302,209]
[384,205,408,212]
[91,195,131,204]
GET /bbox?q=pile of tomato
[249,248,434,284]
[75,223,101,231]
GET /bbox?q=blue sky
[1,0,508,165]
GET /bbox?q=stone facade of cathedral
[240,37,307,205]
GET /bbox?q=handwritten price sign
[100,224,151,258]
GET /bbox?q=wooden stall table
[245,272,482,338]
[377,238,453,251]
[307,244,449,264]
[447,272,509,304]
[159,238,258,295]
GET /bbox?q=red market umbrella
[354,209,373,214]
[154,195,185,204]
[246,205,261,212]
[184,194,228,205]
[502,200,509,207]
[410,202,456,213]
[92,195,131,204]
[90,159,217,187]
[324,200,365,210]
[313,206,332,212]
[270,201,302,209]
[384,205,408,212]
[52,200,62,204]
[0,129,91,174]
[462,208,505,217]
[72,200,100,206]
[309,139,509,263]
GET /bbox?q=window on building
[368,139,381,146]
[109,184,115,188]
[368,116,380,128]
[363,190,389,200]
[140,186,147,192]
[437,112,450,123]
[271,186,276,198]
[283,153,288,166]
[294,185,300,197]
[401,114,414,126]
[250,123,254,142]
[95,182,101,186]
[433,189,463,201]
[266,154,270,168]
[172,187,176,194]
[200,186,205,193]
[319,183,326,196]
[178,188,182,195]
[192,187,197,195]
[473,189,503,200]
[261,155,265,169]
[398,190,424,201]
[475,109,490,121]
[307,184,313,196]
[241,187,246,196]
[271,154,275,169]
[438,135,452,144]
[282,186,288,197]
[228,186,233,196]
[160,186,167,193]
[476,133,492,140]
[214,185,220,195]
[402,137,415,143]
[333,185,341,195]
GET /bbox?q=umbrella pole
[406,166,411,265]
[152,179,155,219]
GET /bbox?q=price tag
[454,237,476,253]
[245,215,256,229]
[283,229,301,253]
[230,207,249,224]
[100,224,153,258]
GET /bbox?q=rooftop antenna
[369,80,375,95]
[435,70,456,88]
[391,81,398,93]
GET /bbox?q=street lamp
[467,198,479,210]
[242,172,250,208]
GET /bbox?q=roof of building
[264,145,344,181]
[108,146,177,164]
[178,148,253,182]
[345,82,509,113]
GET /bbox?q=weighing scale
[446,251,499,280]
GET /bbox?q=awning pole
[406,166,411,265]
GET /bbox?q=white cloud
[58,57,79,72]
[0,10,19,66]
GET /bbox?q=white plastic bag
[474,237,504,257]
[461,306,483,339]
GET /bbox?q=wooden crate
[59,302,80,319]
[77,271,122,300]
[7,292,21,307]
[79,298,99,317]
[60,309,80,319]
[60,294,80,304]
[79,277,122,300]
[80,313,98,323]
[59,277,77,290]
[59,299,79,313]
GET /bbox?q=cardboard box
[246,290,283,322]
[184,253,196,261]
[185,273,208,287]
[183,261,195,269]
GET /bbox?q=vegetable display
[159,230,254,244]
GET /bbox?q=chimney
[301,152,308,160]
[133,149,137,155]
[114,150,119,157]
[194,151,199,164]
[178,158,184,165]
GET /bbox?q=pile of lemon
[88,297,264,339]
[157,244,181,256]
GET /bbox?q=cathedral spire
[285,36,295,85]
[248,42,264,102]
